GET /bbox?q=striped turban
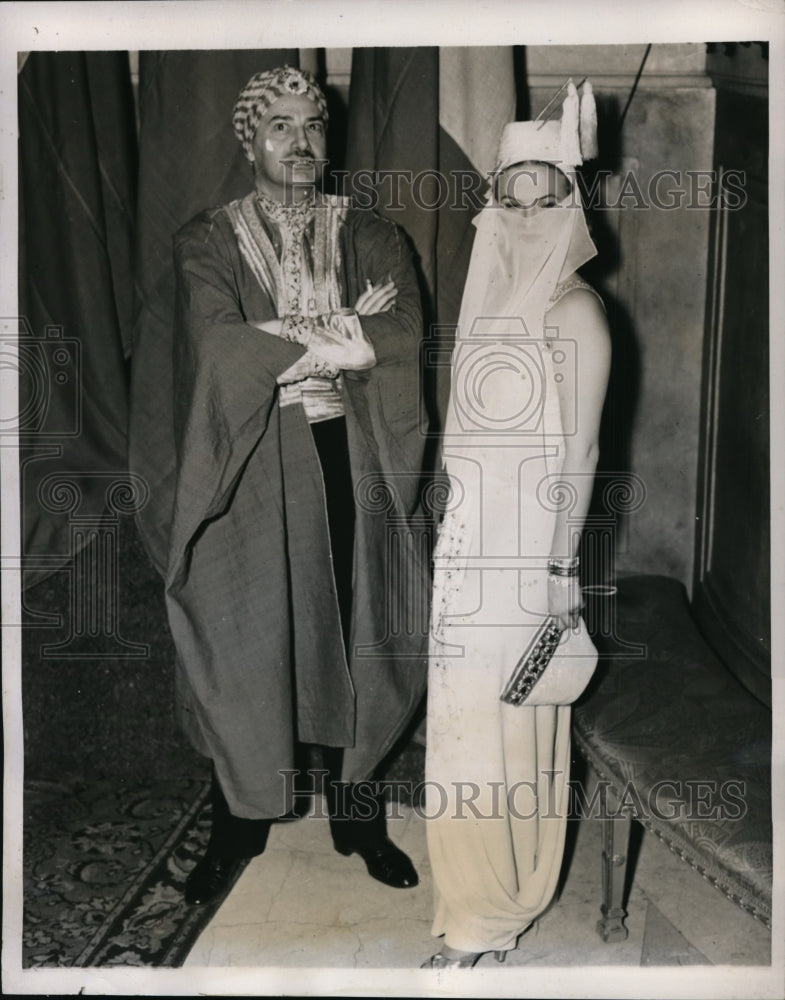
[232,65,329,160]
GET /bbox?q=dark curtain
[345,49,440,314]
[18,52,137,585]
[345,47,515,432]
[129,49,298,575]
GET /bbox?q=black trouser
[207,749,389,860]
[206,416,385,860]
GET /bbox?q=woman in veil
[423,81,611,968]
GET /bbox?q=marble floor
[182,794,773,995]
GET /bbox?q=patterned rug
[22,742,427,968]
[23,776,247,968]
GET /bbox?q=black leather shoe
[334,836,419,889]
[184,853,243,905]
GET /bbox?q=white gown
[426,274,597,953]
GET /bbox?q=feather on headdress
[493,78,598,174]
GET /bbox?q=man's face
[250,93,327,202]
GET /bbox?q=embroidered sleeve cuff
[277,351,341,384]
[281,314,315,346]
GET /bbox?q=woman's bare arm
[546,288,611,627]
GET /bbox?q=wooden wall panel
[693,46,770,706]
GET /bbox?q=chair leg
[597,789,632,942]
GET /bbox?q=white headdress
[493,79,597,176]
[442,79,600,457]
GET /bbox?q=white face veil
[456,174,597,341]
[443,88,599,459]
[454,90,599,340]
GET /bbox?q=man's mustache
[281,156,328,167]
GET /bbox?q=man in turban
[159,66,427,904]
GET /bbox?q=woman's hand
[548,575,583,631]
[354,279,398,316]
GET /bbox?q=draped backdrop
[18,52,137,585]
[16,47,517,579]
[345,47,515,428]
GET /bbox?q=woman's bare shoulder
[546,285,610,352]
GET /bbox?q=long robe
[152,193,427,819]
